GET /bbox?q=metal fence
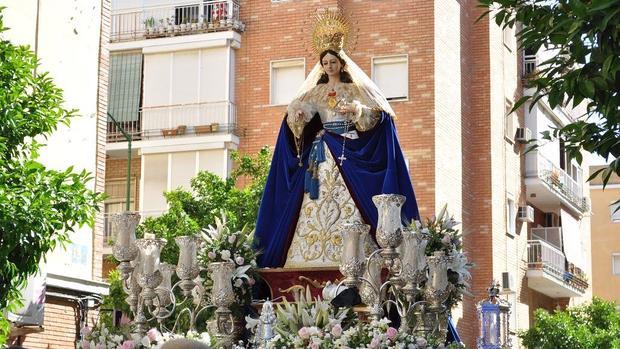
[111,0,243,42]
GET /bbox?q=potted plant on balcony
[165,17,174,34]
[144,17,156,36]
[194,125,212,135]
[179,17,188,32]
[210,123,219,132]
[190,18,199,31]
[158,18,166,35]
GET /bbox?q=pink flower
[298,327,310,339]
[80,325,92,337]
[310,343,319,349]
[119,313,131,326]
[369,337,380,349]
[248,278,256,286]
[80,339,90,349]
[147,328,160,341]
[442,234,452,245]
[416,337,428,347]
[330,324,343,338]
[235,256,245,265]
[120,340,135,349]
[208,251,216,259]
[386,326,398,341]
[95,344,106,349]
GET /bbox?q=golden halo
[311,9,350,54]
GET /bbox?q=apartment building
[104,0,592,347]
[3,1,110,348]
[590,165,620,306]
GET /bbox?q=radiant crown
[311,10,350,54]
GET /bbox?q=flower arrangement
[78,324,212,349]
[198,214,258,315]
[264,318,467,349]
[409,205,474,310]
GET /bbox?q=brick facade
[16,297,97,349]
[98,0,590,346]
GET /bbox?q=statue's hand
[337,101,362,122]
[294,110,305,121]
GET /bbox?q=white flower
[228,235,236,244]
[141,335,151,347]
[221,250,231,260]
[234,278,243,287]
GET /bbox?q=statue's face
[321,52,342,79]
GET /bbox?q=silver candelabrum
[337,194,453,340]
[111,212,236,347]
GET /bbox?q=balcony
[525,151,589,215]
[111,0,244,43]
[527,239,588,298]
[107,101,238,143]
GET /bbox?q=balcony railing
[111,0,244,42]
[527,239,588,293]
[528,239,566,278]
[531,227,562,251]
[523,54,537,78]
[526,151,589,212]
[107,101,238,142]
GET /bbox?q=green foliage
[0,8,102,344]
[478,0,620,200]
[520,298,620,349]
[137,146,271,266]
[97,270,131,330]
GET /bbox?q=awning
[560,209,585,270]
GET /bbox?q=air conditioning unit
[544,212,560,227]
[517,205,535,222]
[515,127,532,143]
[501,271,516,294]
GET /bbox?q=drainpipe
[107,113,132,211]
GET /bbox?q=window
[506,197,516,236]
[611,202,620,223]
[504,99,515,143]
[270,59,305,105]
[108,52,143,124]
[613,254,620,275]
[372,55,408,101]
[104,178,137,243]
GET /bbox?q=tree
[520,298,620,349]
[137,146,271,264]
[0,9,102,343]
[479,0,620,191]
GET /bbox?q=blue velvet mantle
[254,112,420,268]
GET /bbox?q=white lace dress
[283,82,381,268]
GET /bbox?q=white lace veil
[292,50,396,117]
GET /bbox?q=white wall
[143,47,229,107]
[2,0,102,280]
[141,149,228,213]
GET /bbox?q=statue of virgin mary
[254,11,420,268]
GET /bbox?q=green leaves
[0,8,102,343]
[520,298,620,349]
[480,0,620,195]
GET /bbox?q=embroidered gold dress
[284,82,381,268]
